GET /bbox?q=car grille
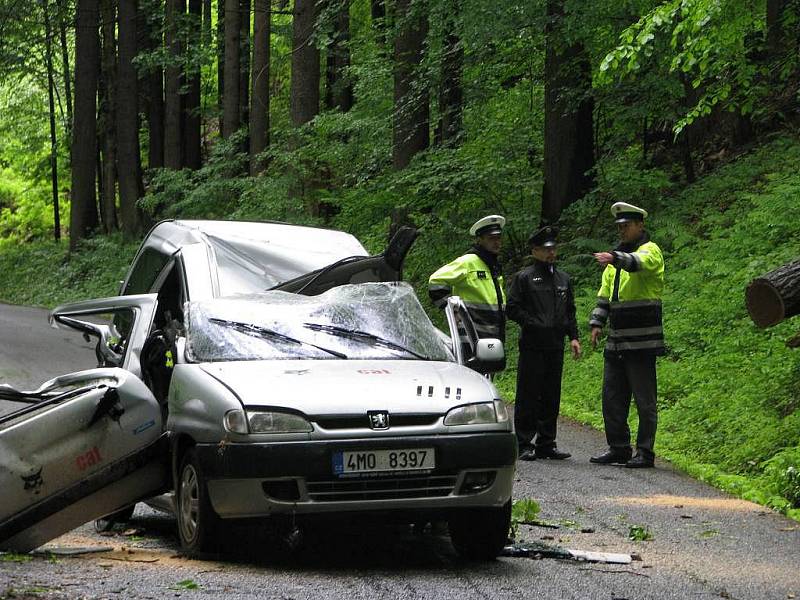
[313,414,440,429]
[305,474,457,502]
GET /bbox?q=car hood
[198,360,495,415]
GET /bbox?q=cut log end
[746,279,785,328]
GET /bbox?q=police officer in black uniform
[507,225,581,460]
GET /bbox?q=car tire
[449,500,511,561]
[94,504,136,533]
[176,448,222,555]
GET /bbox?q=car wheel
[176,448,222,555]
[449,500,511,561]
[94,504,136,533]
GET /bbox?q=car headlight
[223,409,313,434]
[444,402,501,426]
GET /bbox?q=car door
[0,295,169,552]
[272,226,419,295]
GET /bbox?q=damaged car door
[0,295,169,552]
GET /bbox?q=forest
[0,0,799,518]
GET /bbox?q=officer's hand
[570,339,581,360]
[593,252,614,267]
[590,326,602,349]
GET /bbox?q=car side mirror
[466,338,505,374]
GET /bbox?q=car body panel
[121,220,369,299]
[195,359,498,422]
[0,368,168,552]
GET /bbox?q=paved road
[1,303,798,600]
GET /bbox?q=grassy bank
[1,137,798,520]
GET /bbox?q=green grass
[0,234,139,307]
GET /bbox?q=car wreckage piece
[0,368,168,553]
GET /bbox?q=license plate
[333,448,435,475]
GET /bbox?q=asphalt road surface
[1,303,799,600]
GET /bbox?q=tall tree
[141,2,165,170]
[249,0,270,175]
[392,0,429,169]
[222,0,241,137]
[541,0,594,222]
[55,0,74,155]
[164,0,185,168]
[185,0,202,169]
[239,0,251,134]
[43,0,62,241]
[117,0,143,236]
[371,0,387,48]
[99,0,118,233]
[217,0,225,133]
[70,0,101,250]
[290,0,320,126]
[436,0,462,146]
[325,0,353,112]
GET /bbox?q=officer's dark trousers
[602,352,657,460]
[514,348,564,451]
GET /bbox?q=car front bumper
[196,432,516,518]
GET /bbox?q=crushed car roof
[137,219,370,289]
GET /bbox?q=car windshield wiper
[209,318,348,359]
[302,323,429,360]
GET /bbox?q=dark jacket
[507,260,579,350]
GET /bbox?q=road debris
[32,546,113,556]
[501,541,633,564]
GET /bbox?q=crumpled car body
[1,220,515,560]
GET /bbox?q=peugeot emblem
[367,411,390,430]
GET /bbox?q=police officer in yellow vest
[428,215,507,343]
[589,202,664,469]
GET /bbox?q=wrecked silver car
[1,220,515,560]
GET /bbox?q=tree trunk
[55,0,74,158]
[185,0,203,169]
[746,258,800,328]
[117,0,143,237]
[43,0,62,241]
[99,0,118,234]
[164,0,185,168]
[767,0,788,57]
[202,0,212,47]
[239,0,251,137]
[437,0,462,146]
[392,0,429,170]
[249,0,270,175]
[290,0,320,126]
[141,3,165,170]
[541,0,595,223]
[70,0,101,251]
[217,0,225,133]
[222,0,241,137]
[371,0,387,48]
[325,0,353,112]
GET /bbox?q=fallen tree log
[746,257,800,328]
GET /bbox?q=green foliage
[0,552,32,563]
[597,0,772,135]
[171,579,200,591]
[510,498,542,538]
[0,235,138,308]
[628,524,654,541]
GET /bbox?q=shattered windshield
[186,282,452,362]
